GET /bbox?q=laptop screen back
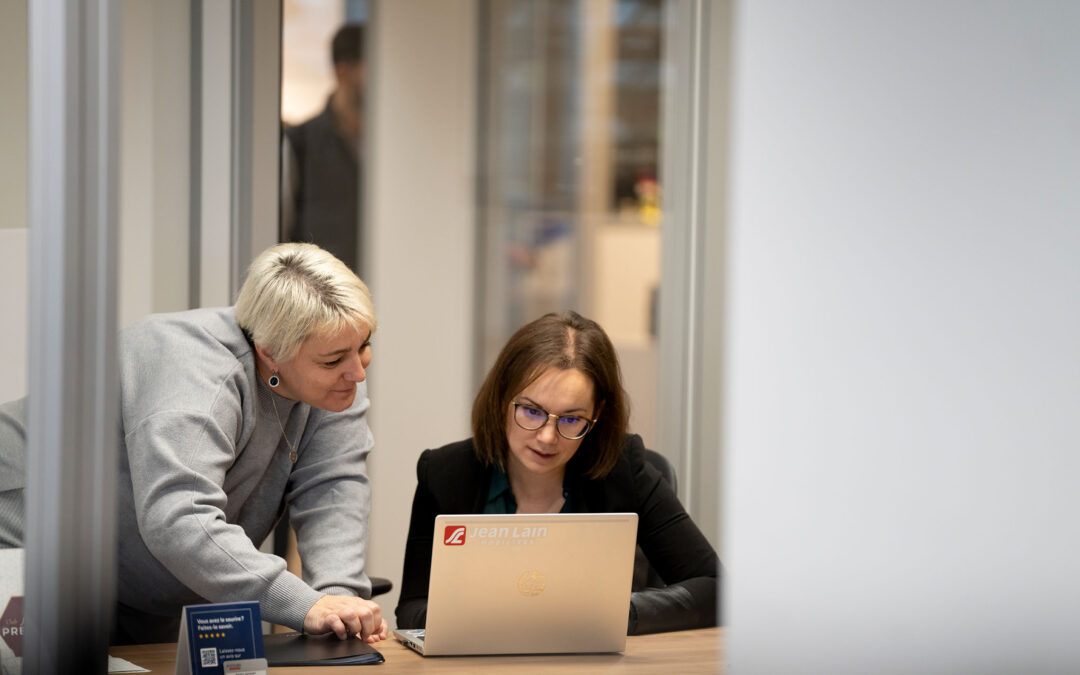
[423,512,638,655]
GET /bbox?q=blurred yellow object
[635,176,662,227]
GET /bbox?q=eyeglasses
[511,402,597,440]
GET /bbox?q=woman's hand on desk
[304,594,389,643]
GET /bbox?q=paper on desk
[108,654,150,673]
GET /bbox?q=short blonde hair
[235,243,376,363]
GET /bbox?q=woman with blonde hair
[1,242,387,645]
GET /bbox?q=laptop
[393,512,638,656]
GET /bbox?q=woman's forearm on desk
[628,576,719,635]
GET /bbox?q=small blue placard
[175,601,264,675]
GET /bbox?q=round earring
[268,372,280,388]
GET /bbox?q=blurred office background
[3,0,1079,673]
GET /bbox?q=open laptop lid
[418,512,638,655]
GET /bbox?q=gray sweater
[0,399,25,549]
[2,307,375,631]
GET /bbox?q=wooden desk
[110,627,724,673]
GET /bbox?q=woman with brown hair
[395,311,721,634]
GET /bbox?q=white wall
[0,0,28,401]
[365,0,477,622]
[197,0,234,308]
[725,1,1080,672]
[2,2,190,403]
[0,230,27,402]
[695,0,733,557]
[0,0,27,232]
[120,0,191,324]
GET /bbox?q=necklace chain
[269,385,299,463]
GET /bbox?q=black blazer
[395,434,722,634]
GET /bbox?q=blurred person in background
[281,23,366,274]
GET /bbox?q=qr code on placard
[200,647,218,667]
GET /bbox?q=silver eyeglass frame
[510,401,598,440]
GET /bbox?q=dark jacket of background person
[280,23,366,274]
[281,103,361,272]
[395,434,721,635]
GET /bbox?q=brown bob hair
[471,311,629,479]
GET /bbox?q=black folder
[263,631,385,666]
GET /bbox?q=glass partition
[477,0,664,445]
[0,0,29,669]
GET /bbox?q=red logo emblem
[444,526,466,546]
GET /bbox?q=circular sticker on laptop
[517,570,546,596]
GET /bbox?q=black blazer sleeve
[394,450,439,628]
[395,440,487,628]
[614,436,722,634]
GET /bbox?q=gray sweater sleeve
[286,383,374,600]
[0,398,27,548]
[123,373,323,630]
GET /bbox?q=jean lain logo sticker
[1,596,23,657]
[443,526,467,546]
